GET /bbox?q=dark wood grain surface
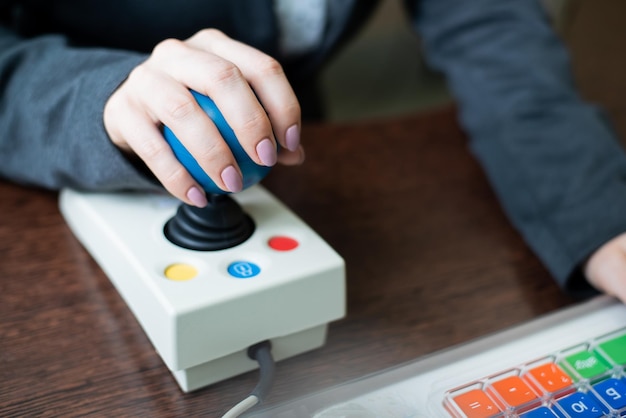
[0,106,576,417]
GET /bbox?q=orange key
[525,363,573,392]
[453,389,501,418]
[490,376,538,406]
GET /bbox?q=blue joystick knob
[163,90,271,194]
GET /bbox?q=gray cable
[221,341,275,418]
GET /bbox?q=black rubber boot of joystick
[164,194,254,251]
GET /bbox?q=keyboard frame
[251,296,626,417]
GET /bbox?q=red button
[268,236,299,251]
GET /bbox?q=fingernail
[285,124,300,152]
[186,186,208,207]
[221,165,243,193]
[256,138,277,166]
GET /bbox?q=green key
[597,333,626,365]
[562,350,611,379]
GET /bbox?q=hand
[103,29,304,207]
[583,231,626,303]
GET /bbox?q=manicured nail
[186,186,208,208]
[256,138,277,166]
[221,165,243,193]
[285,124,300,152]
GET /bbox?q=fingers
[186,29,301,153]
[149,37,279,169]
[104,76,217,206]
[104,29,302,204]
[584,232,626,303]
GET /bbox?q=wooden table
[0,106,576,417]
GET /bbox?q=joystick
[162,91,266,251]
[164,193,254,251]
[58,91,345,393]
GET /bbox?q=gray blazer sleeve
[410,0,626,296]
[0,26,160,192]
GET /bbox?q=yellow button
[164,263,198,281]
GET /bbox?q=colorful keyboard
[251,296,626,418]
[444,328,626,417]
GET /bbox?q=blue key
[593,378,626,410]
[557,392,609,417]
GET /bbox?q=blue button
[557,392,608,417]
[227,261,261,279]
[593,378,626,410]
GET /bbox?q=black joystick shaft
[164,194,255,251]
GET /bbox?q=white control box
[59,186,345,392]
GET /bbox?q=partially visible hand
[584,231,626,303]
[104,29,304,207]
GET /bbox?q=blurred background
[319,0,626,142]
